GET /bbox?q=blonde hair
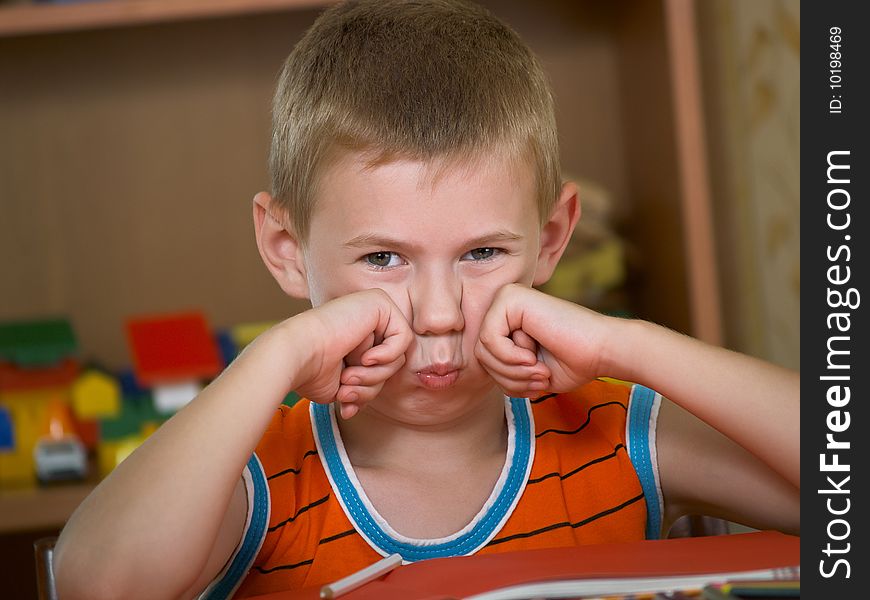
[270,0,560,240]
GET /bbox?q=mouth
[415,363,461,390]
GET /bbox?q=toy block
[153,380,201,415]
[0,318,77,367]
[230,321,278,350]
[118,368,148,397]
[97,434,145,478]
[71,369,121,419]
[0,406,13,451]
[0,389,58,487]
[74,418,100,452]
[215,329,238,368]
[96,439,122,477]
[99,394,157,441]
[0,358,80,392]
[126,311,221,386]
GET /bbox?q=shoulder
[528,379,665,540]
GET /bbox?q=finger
[475,339,548,380]
[478,329,537,366]
[346,332,376,366]
[511,329,538,356]
[478,352,548,383]
[477,348,551,395]
[361,327,412,366]
[339,402,360,419]
[336,382,384,408]
[341,357,405,387]
[487,373,551,398]
[335,386,359,405]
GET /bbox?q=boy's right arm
[53,289,412,600]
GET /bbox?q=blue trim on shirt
[203,454,270,600]
[627,385,662,540]
[312,398,531,561]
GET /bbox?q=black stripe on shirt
[535,400,627,438]
[529,380,613,405]
[527,443,626,485]
[318,528,357,545]
[255,558,314,574]
[267,449,318,480]
[485,492,645,547]
[255,529,358,576]
[267,494,330,532]
[529,393,558,404]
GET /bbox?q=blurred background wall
[698,0,800,370]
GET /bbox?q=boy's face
[299,151,554,422]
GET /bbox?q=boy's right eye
[364,251,402,269]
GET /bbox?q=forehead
[308,151,539,246]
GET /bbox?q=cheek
[306,273,359,308]
[307,263,416,326]
[462,257,536,308]
[306,257,386,306]
[459,277,501,335]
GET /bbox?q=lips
[415,364,461,390]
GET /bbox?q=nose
[409,269,465,336]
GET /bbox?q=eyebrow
[342,230,524,252]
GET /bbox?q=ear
[252,191,310,299]
[532,181,581,287]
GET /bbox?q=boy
[53,1,800,598]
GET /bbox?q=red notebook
[247,531,799,600]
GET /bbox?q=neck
[336,385,508,472]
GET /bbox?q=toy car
[34,437,88,482]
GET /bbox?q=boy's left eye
[463,248,500,261]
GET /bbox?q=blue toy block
[0,406,14,450]
[215,329,238,368]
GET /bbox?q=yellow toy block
[71,370,121,420]
[96,439,123,478]
[230,321,279,350]
[0,399,38,487]
[0,388,65,488]
[96,436,141,478]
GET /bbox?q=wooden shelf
[0,481,96,534]
[0,0,334,38]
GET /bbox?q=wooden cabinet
[0,0,720,530]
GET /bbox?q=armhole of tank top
[625,385,664,540]
[198,453,271,600]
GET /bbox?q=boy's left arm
[476,284,799,534]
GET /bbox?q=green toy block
[0,318,77,367]
[99,394,165,441]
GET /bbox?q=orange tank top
[200,380,663,599]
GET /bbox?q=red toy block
[73,417,100,451]
[0,358,80,392]
[125,311,221,386]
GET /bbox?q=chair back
[33,536,59,600]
